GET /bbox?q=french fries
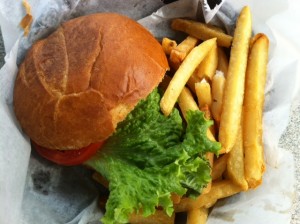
[169,36,198,70]
[218,6,252,153]
[211,71,226,125]
[20,0,33,36]
[187,73,201,94]
[171,19,233,47]
[127,5,269,224]
[187,207,208,224]
[174,180,242,212]
[195,79,215,136]
[162,37,177,55]
[160,38,217,116]
[243,33,269,188]
[129,210,175,224]
[226,124,248,190]
[178,87,199,119]
[177,86,216,142]
[195,42,218,81]
[177,85,216,196]
[195,79,212,110]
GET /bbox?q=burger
[13,13,220,223]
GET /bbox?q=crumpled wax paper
[0,0,299,223]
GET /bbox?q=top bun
[13,13,169,150]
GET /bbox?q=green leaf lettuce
[85,89,221,224]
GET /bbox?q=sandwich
[13,13,220,224]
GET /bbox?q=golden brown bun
[13,13,169,150]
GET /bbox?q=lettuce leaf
[85,89,221,224]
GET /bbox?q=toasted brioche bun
[13,13,169,150]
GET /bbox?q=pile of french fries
[159,6,269,224]
[94,6,269,224]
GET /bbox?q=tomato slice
[32,141,105,166]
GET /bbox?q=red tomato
[32,141,105,166]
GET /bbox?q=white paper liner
[0,0,299,223]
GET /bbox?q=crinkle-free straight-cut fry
[219,6,252,153]
[160,38,217,116]
[162,37,177,55]
[227,124,248,190]
[211,71,226,125]
[178,87,199,119]
[243,33,269,188]
[195,79,216,138]
[171,19,232,47]
[169,35,198,70]
[129,210,175,224]
[187,207,208,224]
[195,79,212,109]
[196,42,218,81]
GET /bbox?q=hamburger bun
[13,13,169,150]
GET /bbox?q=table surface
[0,29,299,223]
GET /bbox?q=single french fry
[169,36,199,70]
[196,43,218,81]
[211,71,225,125]
[20,0,33,36]
[195,79,212,109]
[160,38,217,116]
[217,47,229,76]
[171,19,233,47]
[243,33,269,188]
[211,154,228,181]
[218,6,252,153]
[162,37,177,55]
[194,77,216,136]
[187,207,208,224]
[174,180,242,212]
[129,210,175,224]
[178,87,199,120]
[227,124,248,190]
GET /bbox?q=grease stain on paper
[210,209,237,222]
[31,169,51,195]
